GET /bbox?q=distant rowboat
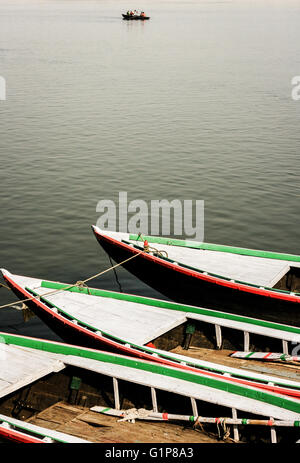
[122,14,150,20]
[92,227,300,327]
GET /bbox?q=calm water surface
[0,0,299,339]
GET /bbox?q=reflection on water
[0,0,299,339]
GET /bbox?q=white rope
[0,250,145,311]
[117,408,153,423]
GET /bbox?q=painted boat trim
[40,280,300,337]
[123,238,300,300]
[1,332,300,416]
[92,227,300,303]
[129,233,300,263]
[231,352,300,362]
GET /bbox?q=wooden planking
[10,273,187,346]
[0,379,11,390]
[104,230,293,287]
[0,344,65,399]
[29,402,217,443]
[62,355,300,421]
[31,404,82,425]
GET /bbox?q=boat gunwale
[0,425,45,444]
[0,416,67,443]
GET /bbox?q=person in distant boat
[127,10,130,15]
[129,10,134,16]
[134,9,139,16]
[140,11,145,17]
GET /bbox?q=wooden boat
[0,331,300,443]
[2,269,300,401]
[122,14,150,20]
[91,227,300,327]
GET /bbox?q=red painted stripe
[4,274,300,400]
[263,352,272,359]
[95,230,300,304]
[0,426,45,443]
[162,413,168,420]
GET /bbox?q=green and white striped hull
[0,332,300,422]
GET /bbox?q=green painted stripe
[245,352,255,358]
[40,281,300,335]
[129,234,300,263]
[100,408,111,414]
[1,332,300,415]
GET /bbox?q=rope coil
[136,233,168,258]
[194,416,234,442]
[117,408,152,423]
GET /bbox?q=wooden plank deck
[9,273,187,346]
[39,278,300,345]
[26,402,220,443]
[0,344,65,399]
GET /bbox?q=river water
[0,0,299,340]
